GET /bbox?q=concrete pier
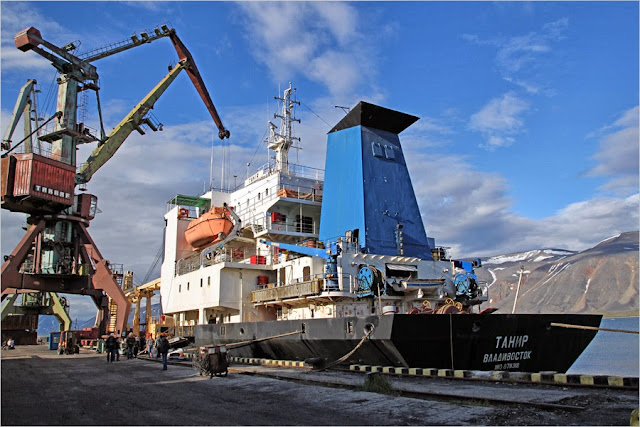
[2,345,637,425]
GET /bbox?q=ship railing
[235,182,323,222]
[251,279,322,303]
[248,162,325,182]
[176,246,274,276]
[249,216,319,236]
[250,273,358,304]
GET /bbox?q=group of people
[105,332,170,370]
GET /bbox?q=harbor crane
[1,24,229,338]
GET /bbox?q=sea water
[567,316,639,377]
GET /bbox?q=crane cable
[2,111,61,156]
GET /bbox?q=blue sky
[1,1,638,321]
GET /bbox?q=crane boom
[168,30,230,140]
[76,29,230,184]
[80,24,173,63]
[2,79,37,150]
[76,62,186,184]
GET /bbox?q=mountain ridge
[474,231,639,315]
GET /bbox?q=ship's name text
[495,335,528,349]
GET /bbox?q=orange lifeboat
[184,206,234,250]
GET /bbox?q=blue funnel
[319,102,432,260]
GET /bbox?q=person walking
[116,336,124,361]
[157,333,170,370]
[147,336,154,358]
[105,333,117,363]
[126,332,135,359]
[154,335,162,359]
[139,336,146,358]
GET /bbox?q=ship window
[200,278,203,287]
[34,185,42,192]
[208,277,211,287]
[384,145,395,160]
[371,142,383,158]
[179,284,182,293]
[258,193,261,200]
[265,188,269,196]
[346,321,354,334]
[187,282,190,291]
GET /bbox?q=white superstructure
[160,85,489,330]
[160,84,324,326]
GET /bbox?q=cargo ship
[160,84,601,372]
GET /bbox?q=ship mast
[268,82,300,174]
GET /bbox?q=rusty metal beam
[1,219,45,295]
[78,223,129,335]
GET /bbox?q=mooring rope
[319,327,375,372]
[204,329,304,350]
[550,322,639,335]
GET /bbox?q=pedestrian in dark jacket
[126,332,135,359]
[139,336,146,357]
[105,333,117,363]
[157,334,170,370]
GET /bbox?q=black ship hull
[195,313,602,373]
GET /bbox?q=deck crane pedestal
[1,24,230,338]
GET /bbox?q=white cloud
[402,118,638,258]
[463,17,568,96]
[1,2,77,74]
[236,2,379,98]
[469,92,529,149]
[586,105,639,196]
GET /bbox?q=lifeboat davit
[184,207,234,250]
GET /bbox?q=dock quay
[2,345,638,426]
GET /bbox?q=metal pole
[511,266,524,314]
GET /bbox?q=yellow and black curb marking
[229,356,307,368]
[349,364,639,390]
[227,357,637,389]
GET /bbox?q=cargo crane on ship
[1,23,230,339]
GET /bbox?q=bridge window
[371,141,383,158]
[384,145,396,160]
